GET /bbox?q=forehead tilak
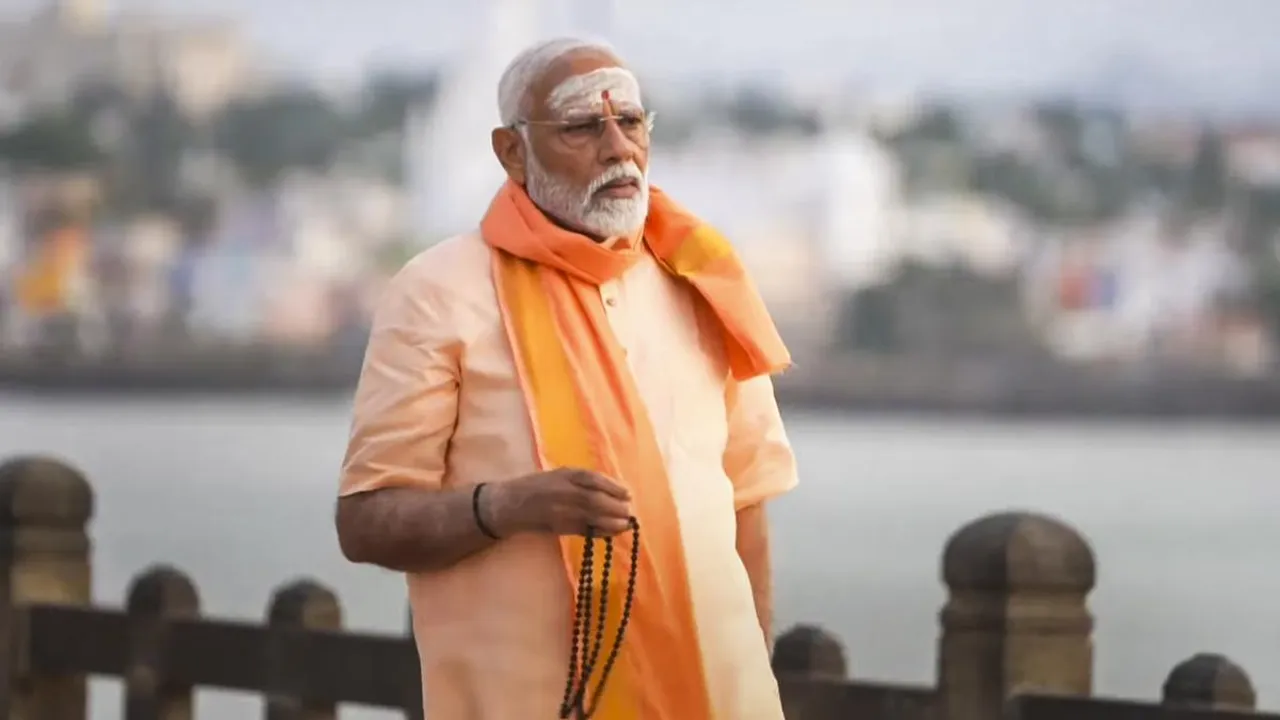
[546,67,642,114]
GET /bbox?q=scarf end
[730,358,794,383]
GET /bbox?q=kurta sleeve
[722,374,798,510]
[339,263,461,497]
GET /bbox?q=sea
[3,394,1278,718]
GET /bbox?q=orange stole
[483,180,791,718]
[492,254,702,719]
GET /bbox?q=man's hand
[337,468,631,574]
[485,468,633,537]
[736,503,773,647]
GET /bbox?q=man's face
[494,50,651,240]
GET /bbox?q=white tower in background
[409,0,542,242]
[406,0,621,244]
[814,127,903,291]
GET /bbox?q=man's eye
[563,120,601,135]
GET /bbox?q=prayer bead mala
[558,517,640,719]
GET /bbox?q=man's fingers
[582,516,630,537]
[591,495,632,520]
[569,469,630,500]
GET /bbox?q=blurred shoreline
[4,1,1280,427]
[6,346,1280,420]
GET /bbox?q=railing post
[772,625,848,681]
[937,512,1095,720]
[266,580,341,720]
[0,456,93,720]
[1162,653,1256,712]
[125,566,200,720]
[772,625,849,720]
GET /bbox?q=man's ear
[491,127,527,185]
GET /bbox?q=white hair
[497,37,619,127]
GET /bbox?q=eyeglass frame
[507,110,657,148]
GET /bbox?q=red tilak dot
[602,90,611,102]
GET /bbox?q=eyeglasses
[510,110,656,149]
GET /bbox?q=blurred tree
[834,285,897,353]
[0,112,103,171]
[1087,165,1133,221]
[648,110,695,147]
[175,194,219,245]
[1235,185,1280,259]
[213,88,349,185]
[1237,186,1280,343]
[970,152,1056,219]
[329,70,443,182]
[908,105,962,144]
[69,82,130,123]
[880,104,964,150]
[1255,260,1280,343]
[108,92,190,212]
[725,86,785,135]
[1181,127,1228,213]
[355,70,440,137]
[722,85,819,136]
[831,260,1040,357]
[1034,101,1085,163]
[881,105,968,199]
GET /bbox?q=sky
[8,0,1280,98]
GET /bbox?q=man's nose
[597,96,636,165]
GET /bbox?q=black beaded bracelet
[472,483,501,540]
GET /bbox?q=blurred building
[1224,126,1280,188]
[1023,209,1265,373]
[185,171,409,346]
[0,0,256,124]
[813,128,905,291]
[895,194,1031,277]
[639,125,916,356]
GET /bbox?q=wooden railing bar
[1006,695,1280,720]
[20,605,129,677]
[20,605,419,709]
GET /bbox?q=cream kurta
[340,231,798,719]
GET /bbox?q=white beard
[525,152,649,239]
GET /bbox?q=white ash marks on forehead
[547,67,643,116]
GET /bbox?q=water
[3,395,1279,718]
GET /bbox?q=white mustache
[587,163,645,197]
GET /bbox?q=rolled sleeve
[338,264,461,498]
[722,374,798,511]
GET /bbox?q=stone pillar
[772,625,848,720]
[771,625,848,681]
[937,512,1096,720]
[266,580,342,720]
[125,566,200,720]
[0,456,94,720]
[1162,653,1256,712]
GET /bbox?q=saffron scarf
[482,179,790,719]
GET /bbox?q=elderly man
[336,37,797,720]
